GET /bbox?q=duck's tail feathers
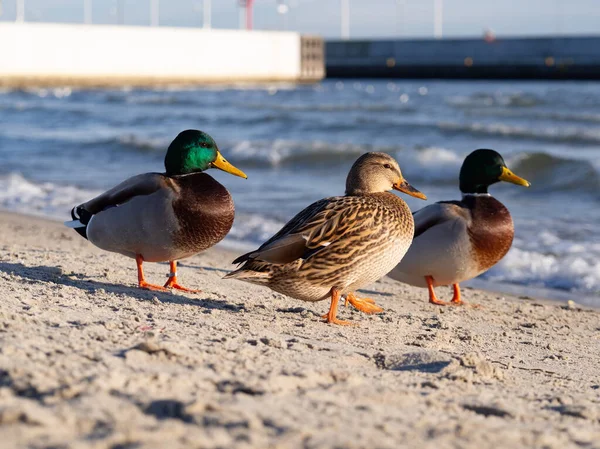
[64,206,92,240]
[231,251,254,265]
[223,266,271,284]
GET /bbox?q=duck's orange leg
[322,288,354,326]
[136,255,168,291]
[344,296,376,306]
[163,261,201,293]
[345,292,384,314]
[451,283,464,305]
[426,276,448,306]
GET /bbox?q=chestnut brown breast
[462,195,514,272]
[171,173,235,253]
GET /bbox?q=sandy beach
[0,210,599,448]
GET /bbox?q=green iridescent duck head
[164,130,247,179]
[459,149,530,194]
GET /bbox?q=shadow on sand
[0,262,245,312]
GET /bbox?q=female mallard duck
[65,129,247,292]
[388,149,530,305]
[224,152,426,325]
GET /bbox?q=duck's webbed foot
[164,278,201,293]
[163,261,201,293]
[139,280,169,292]
[322,287,356,326]
[344,292,384,314]
[136,255,169,291]
[426,276,449,305]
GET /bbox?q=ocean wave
[226,213,286,249]
[3,123,598,196]
[2,129,171,154]
[124,95,200,106]
[0,173,99,220]
[438,121,600,145]
[480,226,600,296]
[484,246,600,295]
[113,136,600,195]
[225,139,368,168]
[350,114,600,146]
[509,152,600,195]
[239,102,415,113]
[446,92,544,108]
[0,99,95,117]
[104,92,200,106]
[1,126,125,145]
[5,87,76,99]
[100,83,301,104]
[106,136,368,164]
[395,147,600,195]
[117,134,170,152]
[465,108,600,124]
[224,141,600,195]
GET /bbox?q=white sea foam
[398,146,463,183]
[23,87,75,98]
[438,121,600,144]
[485,247,600,294]
[479,228,600,296]
[1,126,120,145]
[225,139,366,168]
[226,213,286,250]
[0,173,99,220]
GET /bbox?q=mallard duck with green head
[224,152,426,325]
[389,149,530,305]
[66,130,247,292]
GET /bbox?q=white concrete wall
[0,23,302,84]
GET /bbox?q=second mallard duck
[388,149,530,305]
[224,152,426,325]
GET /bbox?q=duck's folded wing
[413,201,471,238]
[233,196,375,265]
[81,173,167,214]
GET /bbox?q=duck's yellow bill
[212,151,247,179]
[499,166,530,187]
[394,179,427,200]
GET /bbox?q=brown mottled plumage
[389,149,530,306]
[225,152,427,325]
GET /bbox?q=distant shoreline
[0,76,313,89]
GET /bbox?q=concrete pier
[326,36,600,80]
[0,23,324,87]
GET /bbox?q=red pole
[246,0,254,30]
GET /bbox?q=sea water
[0,80,598,304]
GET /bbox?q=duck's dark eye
[383,163,392,169]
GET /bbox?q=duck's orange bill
[393,179,427,200]
[212,151,248,179]
[499,166,530,187]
